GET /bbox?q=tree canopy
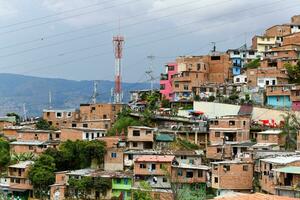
[285,61,300,84]
[0,139,10,172]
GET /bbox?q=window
[133,130,140,136]
[229,121,235,126]
[272,80,276,85]
[197,63,201,70]
[111,152,117,158]
[56,133,60,138]
[124,179,128,185]
[154,194,160,200]
[56,112,62,118]
[162,177,168,182]
[249,51,255,55]
[72,123,77,128]
[276,97,280,102]
[47,112,50,116]
[233,51,239,55]
[211,56,220,60]
[91,133,94,139]
[85,133,89,139]
[243,121,246,126]
[186,171,194,178]
[236,78,240,83]
[97,132,100,137]
[266,80,270,85]
[168,66,174,71]
[160,164,165,169]
[214,121,219,125]
[175,82,179,88]
[262,134,269,140]
[103,114,107,119]
[177,169,183,176]
[146,130,152,135]
[223,165,230,171]
[105,124,109,129]
[160,84,165,90]
[128,154,133,160]
[189,159,194,164]
[217,148,222,153]
[184,84,189,90]
[215,132,220,137]
[83,123,88,128]
[243,165,249,171]
[181,155,187,160]
[151,164,156,171]
[198,170,203,177]
[91,107,96,111]
[140,164,146,169]
[116,179,121,184]
[214,177,218,183]
[132,142,138,147]
[29,146,33,150]
[112,105,116,111]
[67,112,72,117]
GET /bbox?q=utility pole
[48,90,52,109]
[146,55,155,91]
[113,34,125,103]
[23,103,27,122]
[91,81,98,104]
[211,42,216,52]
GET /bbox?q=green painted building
[111,177,132,200]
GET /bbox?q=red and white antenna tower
[113,35,124,103]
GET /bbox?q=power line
[0,0,289,72]
[0,0,142,35]
[0,0,203,50]
[0,0,286,60]
[0,0,127,29]
[0,0,231,57]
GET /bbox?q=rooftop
[258,129,281,135]
[273,166,300,175]
[215,193,299,200]
[10,140,45,146]
[261,156,300,164]
[9,161,34,169]
[135,155,175,163]
[128,126,154,130]
[66,168,95,176]
[172,163,210,170]
[43,108,76,112]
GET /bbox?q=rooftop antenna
[146,55,155,91]
[48,90,52,109]
[113,17,124,103]
[211,42,216,52]
[23,103,27,121]
[91,81,98,104]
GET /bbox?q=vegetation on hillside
[0,139,10,173]
[285,61,300,84]
[244,58,260,69]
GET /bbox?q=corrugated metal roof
[261,156,300,164]
[135,155,175,162]
[273,166,300,174]
[155,134,174,142]
[9,161,34,168]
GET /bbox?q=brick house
[4,161,34,200]
[291,85,300,111]
[134,155,175,189]
[252,130,284,151]
[211,160,254,196]
[258,156,300,194]
[265,84,292,109]
[273,166,300,197]
[171,163,210,184]
[43,109,78,128]
[60,127,106,142]
[127,126,155,150]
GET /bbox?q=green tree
[28,154,56,199]
[11,152,36,163]
[83,140,106,168]
[285,61,300,83]
[36,119,52,130]
[207,96,215,102]
[245,58,260,69]
[108,116,142,136]
[0,139,10,173]
[133,181,153,200]
[280,112,298,150]
[161,98,171,108]
[6,112,20,124]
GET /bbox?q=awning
[273,166,300,174]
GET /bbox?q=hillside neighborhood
[1,12,300,200]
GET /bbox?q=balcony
[160,73,168,80]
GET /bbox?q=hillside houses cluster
[160,15,300,110]
[1,15,300,200]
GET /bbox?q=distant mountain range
[0,73,155,117]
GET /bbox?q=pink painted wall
[160,63,178,100]
[292,101,300,111]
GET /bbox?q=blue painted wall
[232,67,241,75]
[267,96,291,108]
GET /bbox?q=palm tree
[280,112,298,150]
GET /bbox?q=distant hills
[0,73,154,116]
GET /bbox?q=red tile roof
[215,193,299,200]
[135,155,175,163]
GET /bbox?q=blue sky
[0,0,299,82]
